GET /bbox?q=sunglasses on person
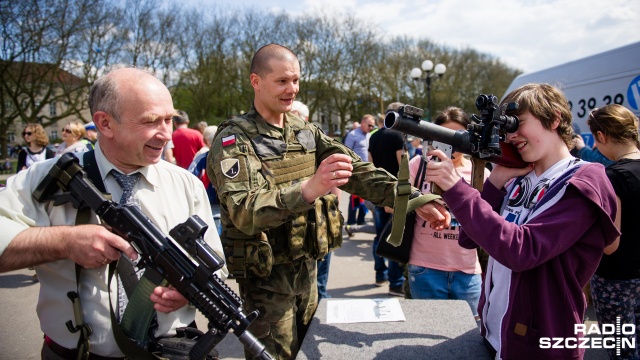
[22,131,33,136]
[62,128,73,134]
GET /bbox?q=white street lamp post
[411,59,446,121]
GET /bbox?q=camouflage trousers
[240,257,318,360]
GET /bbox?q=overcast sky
[199,0,639,73]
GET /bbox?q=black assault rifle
[33,153,273,360]
[384,94,528,190]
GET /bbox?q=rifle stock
[33,153,273,360]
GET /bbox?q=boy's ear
[550,111,562,130]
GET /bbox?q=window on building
[7,132,15,143]
[49,101,57,116]
[50,130,58,140]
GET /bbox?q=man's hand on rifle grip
[66,224,138,269]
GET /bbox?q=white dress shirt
[0,144,227,356]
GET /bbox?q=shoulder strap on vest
[221,117,258,140]
[82,150,106,193]
[75,151,105,225]
[65,150,104,360]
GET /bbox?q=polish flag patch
[222,135,236,147]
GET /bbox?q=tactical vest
[219,116,343,279]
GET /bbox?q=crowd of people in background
[171,110,206,169]
[1,44,639,360]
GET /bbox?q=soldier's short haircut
[173,110,189,125]
[250,44,298,77]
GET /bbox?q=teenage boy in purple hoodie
[424,83,619,360]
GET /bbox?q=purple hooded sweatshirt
[442,162,619,360]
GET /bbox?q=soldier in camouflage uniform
[206,43,449,360]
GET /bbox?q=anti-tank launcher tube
[384,102,527,169]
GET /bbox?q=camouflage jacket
[207,106,401,275]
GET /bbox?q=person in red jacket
[171,110,205,168]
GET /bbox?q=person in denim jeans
[344,115,376,235]
[407,107,487,319]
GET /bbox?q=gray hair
[89,73,121,121]
[88,66,153,122]
[291,101,309,119]
[202,125,218,146]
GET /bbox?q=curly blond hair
[23,123,49,147]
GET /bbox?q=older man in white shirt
[0,67,227,359]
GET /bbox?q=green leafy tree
[0,0,94,157]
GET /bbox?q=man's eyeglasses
[22,131,33,136]
[367,124,375,129]
[62,128,72,134]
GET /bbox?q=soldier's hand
[416,202,451,231]
[301,153,353,204]
[151,285,189,313]
[66,224,138,268]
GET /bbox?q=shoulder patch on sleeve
[221,158,240,178]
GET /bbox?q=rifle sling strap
[386,147,443,247]
[107,264,160,360]
[73,151,162,359]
